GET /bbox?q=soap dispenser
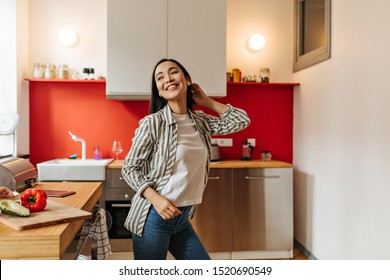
[93,144,102,160]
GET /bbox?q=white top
[160,113,207,207]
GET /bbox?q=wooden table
[0,182,102,260]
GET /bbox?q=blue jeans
[132,205,211,260]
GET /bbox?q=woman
[0,186,14,198]
[122,58,250,260]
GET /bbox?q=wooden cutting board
[0,199,92,231]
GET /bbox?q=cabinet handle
[119,176,124,180]
[111,203,131,208]
[208,176,220,180]
[245,175,280,180]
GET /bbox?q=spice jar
[243,74,257,82]
[72,71,81,80]
[32,63,44,79]
[57,64,69,79]
[89,68,96,80]
[82,68,90,80]
[226,72,232,82]
[232,68,241,83]
[261,151,272,161]
[259,68,270,83]
[44,63,56,79]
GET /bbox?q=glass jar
[89,68,96,80]
[232,68,241,83]
[261,151,272,161]
[82,68,90,80]
[44,63,56,79]
[72,71,81,80]
[32,63,44,79]
[259,68,270,83]
[57,64,69,79]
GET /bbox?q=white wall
[0,1,17,111]
[16,0,30,155]
[227,0,293,82]
[29,0,107,78]
[0,0,17,156]
[293,0,390,259]
[0,0,29,155]
[1,0,106,155]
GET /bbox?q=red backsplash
[29,80,295,166]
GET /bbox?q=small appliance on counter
[0,157,37,192]
[211,143,221,161]
[261,151,272,161]
[241,141,254,160]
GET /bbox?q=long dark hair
[149,58,195,114]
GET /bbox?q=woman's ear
[186,77,192,86]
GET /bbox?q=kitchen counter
[209,159,292,168]
[0,182,102,260]
[107,159,293,169]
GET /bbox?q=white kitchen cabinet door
[107,0,226,100]
[107,0,167,100]
[168,0,227,97]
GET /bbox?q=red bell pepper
[20,188,47,212]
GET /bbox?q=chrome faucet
[68,131,86,160]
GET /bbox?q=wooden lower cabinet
[190,168,232,252]
[191,167,293,259]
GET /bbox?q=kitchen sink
[37,158,114,181]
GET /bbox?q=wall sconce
[58,27,79,47]
[246,33,266,53]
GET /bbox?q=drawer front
[105,188,134,201]
[106,169,129,188]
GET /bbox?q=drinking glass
[112,140,123,160]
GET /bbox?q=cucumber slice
[0,199,30,217]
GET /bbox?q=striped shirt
[122,104,250,236]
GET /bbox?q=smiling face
[154,61,190,103]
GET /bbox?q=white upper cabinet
[107,0,167,100]
[168,0,226,98]
[107,0,226,100]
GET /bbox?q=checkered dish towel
[76,208,112,260]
